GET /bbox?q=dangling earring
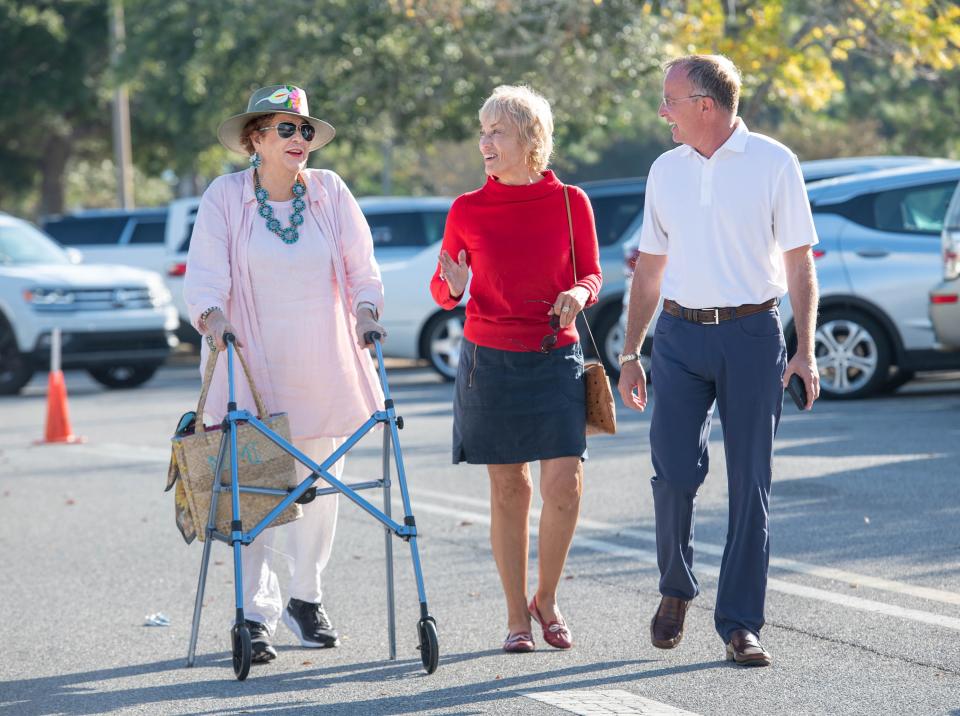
[249,152,261,169]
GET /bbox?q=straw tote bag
[563,187,617,436]
[168,344,301,542]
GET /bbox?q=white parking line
[73,442,960,625]
[523,689,701,715]
[410,498,960,632]
[419,490,960,607]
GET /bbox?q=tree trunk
[39,137,71,218]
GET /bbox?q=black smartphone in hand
[785,373,807,411]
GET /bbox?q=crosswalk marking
[523,689,701,715]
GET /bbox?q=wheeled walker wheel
[417,616,439,674]
[231,623,252,681]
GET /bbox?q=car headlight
[23,288,75,306]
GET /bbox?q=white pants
[242,437,343,633]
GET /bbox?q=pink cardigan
[184,167,385,428]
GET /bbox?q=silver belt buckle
[704,308,720,325]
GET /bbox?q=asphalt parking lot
[1,360,958,715]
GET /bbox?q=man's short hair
[664,55,742,114]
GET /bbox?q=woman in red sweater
[430,85,602,653]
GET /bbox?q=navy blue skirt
[452,338,586,465]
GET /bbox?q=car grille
[31,287,156,312]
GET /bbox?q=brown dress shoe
[650,596,690,649]
[725,629,772,666]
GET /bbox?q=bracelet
[198,306,222,332]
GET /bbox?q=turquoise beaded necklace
[253,170,307,244]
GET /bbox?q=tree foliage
[2,0,959,216]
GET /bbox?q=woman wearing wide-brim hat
[184,84,388,664]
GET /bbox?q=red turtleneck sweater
[430,171,602,352]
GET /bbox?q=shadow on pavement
[0,651,717,715]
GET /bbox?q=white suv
[0,213,179,395]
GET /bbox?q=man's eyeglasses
[661,94,708,109]
[258,122,316,141]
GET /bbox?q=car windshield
[0,221,70,265]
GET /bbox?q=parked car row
[617,158,960,399]
[12,154,957,396]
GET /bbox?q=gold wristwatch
[617,351,641,367]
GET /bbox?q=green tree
[0,1,112,216]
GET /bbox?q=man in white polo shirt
[617,54,820,666]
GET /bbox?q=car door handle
[855,250,889,258]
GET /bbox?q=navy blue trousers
[649,307,787,642]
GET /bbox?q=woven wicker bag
[170,345,301,542]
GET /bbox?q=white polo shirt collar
[677,119,749,158]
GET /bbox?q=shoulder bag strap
[562,186,602,360]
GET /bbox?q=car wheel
[815,310,891,400]
[0,319,34,396]
[87,363,161,390]
[420,309,466,381]
[589,305,624,379]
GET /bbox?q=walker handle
[364,331,382,345]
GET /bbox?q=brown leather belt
[663,298,779,325]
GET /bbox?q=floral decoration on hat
[258,85,303,113]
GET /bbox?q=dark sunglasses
[539,313,562,353]
[518,299,562,354]
[259,122,316,142]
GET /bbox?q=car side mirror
[65,247,83,264]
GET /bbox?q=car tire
[0,318,34,396]
[419,309,466,382]
[87,363,161,390]
[589,304,624,380]
[815,310,892,400]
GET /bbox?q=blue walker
[185,332,438,680]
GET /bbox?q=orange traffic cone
[35,328,84,445]
[37,370,84,444]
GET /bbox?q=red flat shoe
[528,595,573,650]
[503,631,535,653]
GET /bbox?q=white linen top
[249,200,371,438]
[638,120,818,308]
[184,168,385,437]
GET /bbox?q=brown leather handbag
[563,187,617,436]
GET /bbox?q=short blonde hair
[479,85,554,173]
[664,55,741,114]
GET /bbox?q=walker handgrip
[364,331,382,344]
[223,332,237,345]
